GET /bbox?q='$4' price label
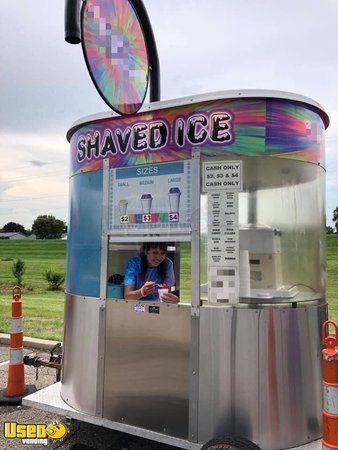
[169,213,179,223]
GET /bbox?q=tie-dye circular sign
[82,0,149,115]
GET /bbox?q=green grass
[0,240,66,340]
[180,242,191,303]
[0,239,66,292]
[0,291,64,341]
[327,234,338,323]
[0,237,337,341]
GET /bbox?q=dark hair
[140,242,168,283]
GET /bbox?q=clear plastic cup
[168,187,181,213]
[141,194,152,214]
[158,288,169,302]
[119,199,128,215]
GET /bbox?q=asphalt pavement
[0,343,178,450]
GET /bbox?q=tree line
[327,207,338,234]
[1,215,67,239]
[2,207,338,237]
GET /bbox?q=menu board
[203,160,242,304]
[207,191,239,267]
[109,161,191,230]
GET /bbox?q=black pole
[65,0,82,44]
[131,0,161,102]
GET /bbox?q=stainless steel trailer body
[24,90,329,450]
[23,382,323,450]
[60,295,326,449]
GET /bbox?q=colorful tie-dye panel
[70,98,325,174]
[82,0,148,115]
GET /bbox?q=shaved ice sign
[75,111,234,164]
[70,98,325,176]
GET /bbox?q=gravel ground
[0,344,179,450]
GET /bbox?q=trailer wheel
[201,436,261,450]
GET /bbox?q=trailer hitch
[23,343,62,382]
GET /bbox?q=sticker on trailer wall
[108,160,191,230]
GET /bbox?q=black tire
[69,445,97,450]
[127,439,172,450]
[201,436,261,450]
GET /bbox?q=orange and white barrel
[6,287,25,397]
[322,320,338,449]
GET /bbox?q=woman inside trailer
[124,242,179,303]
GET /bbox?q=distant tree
[327,226,335,234]
[32,215,67,239]
[2,222,26,234]
[12,259,25,286]
[334,207,338,233]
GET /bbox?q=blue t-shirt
[124,255,175,301]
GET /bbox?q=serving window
[106,240,191,303]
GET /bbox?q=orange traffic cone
[0,287,36,405]
[322,320,338,449]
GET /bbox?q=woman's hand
[161,292,179,304]
[141,281,155,296]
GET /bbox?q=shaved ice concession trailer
[24,89,330,450]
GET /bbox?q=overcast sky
[0,0,337,229]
